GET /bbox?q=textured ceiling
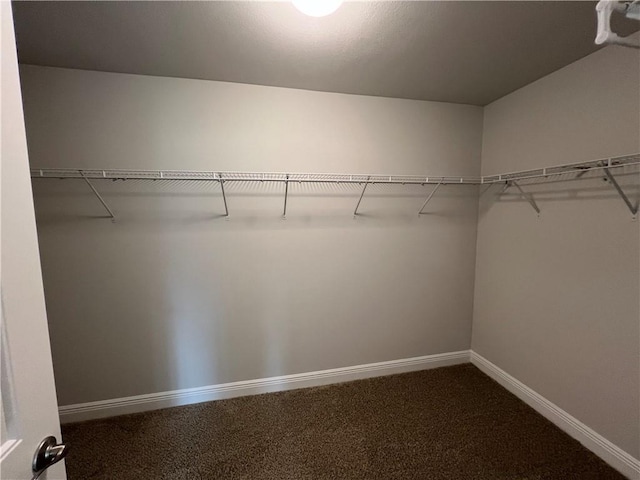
[11,1,639,106]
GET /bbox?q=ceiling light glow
[292,0,343,17]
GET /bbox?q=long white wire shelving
[30,153,640,219]
[31,168,481,185]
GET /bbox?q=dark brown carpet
[62,364,626,479]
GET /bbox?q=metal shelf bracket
[499,182,511,195]
[283,174,289,218]
[418,180,443,214]
[510,181,540,215]
[219,174,229,217]
[353,176,371,216]
[79,170,115,219]
[603,168,638,218]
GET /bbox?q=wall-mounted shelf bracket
[219,175,229,217]
[511,181,540,215]
[418,180,443,214]
[353,176,371,216]
[499,182,511,195]
[79,170,115,219]
[603,168,638,218]
[283,174,289,217]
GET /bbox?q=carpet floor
[61,364,626,479]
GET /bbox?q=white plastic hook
[596,0,640,49]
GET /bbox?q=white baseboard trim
[470,351,640,480]
[59,350,470,424]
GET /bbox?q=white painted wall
[19,65,483,407]
[473,43,640,459]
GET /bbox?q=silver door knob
[32,436,68,479]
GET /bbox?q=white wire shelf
[30,168,481,185]
[481,153,640,184]
[29,152,640,219]
[30,153,640,185]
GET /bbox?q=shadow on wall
[31,178,480,227]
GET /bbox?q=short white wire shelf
[481,153,640,184]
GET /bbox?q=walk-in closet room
[1,1,639,479]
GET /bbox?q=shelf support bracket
[219,175,229,217]
[79,170,115,219]
[283,174,289,217]
[354,176,371,216]
[418,180,443,214]
[511,181,540,215]
[603,168,638,217]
